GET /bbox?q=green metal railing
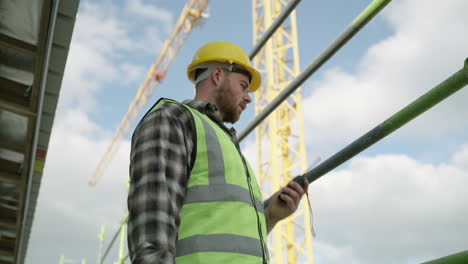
[287,58,468,187]
[421,250,468,264]
[99,215,128,264]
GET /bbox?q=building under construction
[0,0,79,263]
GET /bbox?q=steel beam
[0,33,37,56]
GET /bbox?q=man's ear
[211,66,223,86]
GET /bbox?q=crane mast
[89,0,209,186]
[252,0,313,263]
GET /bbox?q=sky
[25,0,468,263]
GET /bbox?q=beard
[215,78,241,124]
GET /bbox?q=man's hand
[265,178,309,234]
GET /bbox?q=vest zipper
[236,144,268,264]
[245,166,268,264]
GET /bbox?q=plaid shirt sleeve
[127,102,195,264]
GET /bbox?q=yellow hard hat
[187,41,262,92]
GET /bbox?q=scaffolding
[252,0,311,263]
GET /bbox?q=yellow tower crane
[252,0,313,263]
[88,0,209,186]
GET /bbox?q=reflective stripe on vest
[183,184,264,214]
[147,99,268,263]
[195,110,226,185]
[176,234,264,258]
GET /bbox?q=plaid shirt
[127,99,238,264]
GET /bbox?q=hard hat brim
[187,59,261,92]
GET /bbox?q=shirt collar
[182,99,221,121]
[182,99,238,138]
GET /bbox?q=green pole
[114,215,128,264]
[97,225,106,264]
[421,250,468,264]
[101,223,123,263]
[292,58,468,186]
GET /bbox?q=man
[127,41,309,264]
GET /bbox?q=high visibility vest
[149,98,269,264]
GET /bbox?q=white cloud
[73,2,133,54]
[302,0,468,154]
[314,240,355,264]
[452,143,468,170]
[127,0,174,33]
[58,0,173,113]
[125,0,174,54]
[26,107,131,263]
[58,2,130,112]
[119,63,148,85]
[310,147,468,263]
